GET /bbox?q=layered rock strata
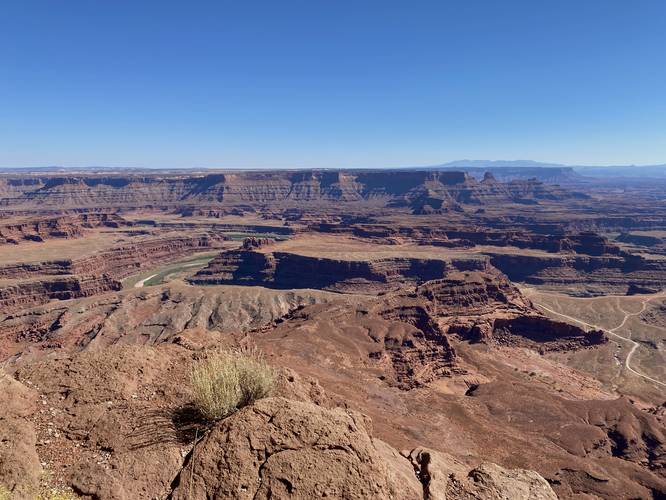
[0,275,120,316]
[0,213,128,245]
[0,235,224,281]
[189,247,489,293]
[0,170,583,211]
[489,252,666,295]
[395,271,606,351]
[311,222,666,295]
[340,225,624,255]
[0,234,226,313]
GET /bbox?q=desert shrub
[0,485,10,500]
[39,489,79,500]
[191,347,275,421]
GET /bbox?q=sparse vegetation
[0,482,80,500]
[39,490,79,500]
[191,346,276,421]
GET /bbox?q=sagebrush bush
[191,347,275,421]
[0,485,10,500]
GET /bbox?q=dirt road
[532,293,666,388]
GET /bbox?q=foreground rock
[3,337,664,498]
[171,397,557,500]
[0,374,41,498]
[408,448,557,500]
[256,293,666,498]
[1,344,557,500]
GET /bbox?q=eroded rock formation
[489,252,666,296]
[0,214,128,245]
[189,245,489,293]
[0,283,353,359]
[384,271,606,351]
[0,234,226,313]
[1,166,665,499]
[0,170,583,212]
[0,275,121,316]
[1,343,560,500]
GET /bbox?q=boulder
[171,397,558,500]
[408,447,557,500]
[170,397,421,499]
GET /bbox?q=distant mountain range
[427,161,579,183]
[1,160,666,181]
[435,160,569,169]
[431,160,666,179]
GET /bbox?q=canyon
[0,171,586,213]
[1,167,665,499]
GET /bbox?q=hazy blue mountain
[574,165,666,178]
[423,160,666,181]
[434,160,568,169]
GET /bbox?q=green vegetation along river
[122,252,218,289]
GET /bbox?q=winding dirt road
[532,293,666,389]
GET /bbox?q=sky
[1,0,665,169]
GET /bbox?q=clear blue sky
[1,0,665,168]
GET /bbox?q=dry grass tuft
[0,486,10,500]
[39,488,79,500]
[191,346,275,421]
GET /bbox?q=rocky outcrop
[315,223,625,256]
[170,397,421,499]
[0,275,120,315]
[170,397,558,500]
[489,252,666,295]
[190,248,489,293]
[241,236,275,250]
[381,271,606,352]
[0,282,350,359]
[2,343,560,500]
[0,234,226,313]
[0,213,128,245]
[407,447,558,500]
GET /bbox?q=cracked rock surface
[170,396,423,499]
[170,397,557,500]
